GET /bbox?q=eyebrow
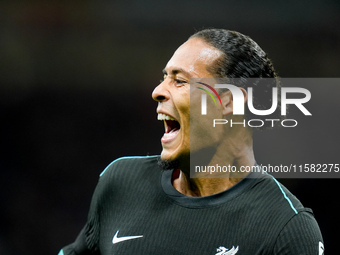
[162,68,191,77]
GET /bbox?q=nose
[152,80,170,102]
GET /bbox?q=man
[59,29,323,254]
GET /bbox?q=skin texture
[152,38,255,197]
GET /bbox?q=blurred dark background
[1,1,339,254]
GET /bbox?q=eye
[175,79,187,85]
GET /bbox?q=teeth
[157,113,176,121]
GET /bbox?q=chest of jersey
[96,189,280,255]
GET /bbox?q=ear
[220,88,248,116]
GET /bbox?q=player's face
[152,38,222,162]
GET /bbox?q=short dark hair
[190,28,281,129]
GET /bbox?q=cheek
[177,86,191,109]
[189,102,225,151]
[174,87,191,124]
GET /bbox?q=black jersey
[59,156,323,255]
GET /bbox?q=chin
[160,147,190,169]
[160,149,177,162]
[160,145,187,161]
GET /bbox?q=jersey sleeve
[273,210,324,255]
[58,226,92,255]
[58,177,103,255]
[58,157,128,255]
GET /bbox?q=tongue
[166,120,180,133]
[169,125,179,133]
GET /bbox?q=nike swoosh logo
[112,230,143,244]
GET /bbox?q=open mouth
[158,113,181,142]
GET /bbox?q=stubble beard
[157,157,180,171]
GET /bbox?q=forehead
[165,37,222,77]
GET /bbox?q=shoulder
[249,174,323,253]
[251,173,305,214]
[99,155,160,178]
[88,155,161,211]
[93,155,161,196]
[273,210,324,254]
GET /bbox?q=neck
[173,126,255,197]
